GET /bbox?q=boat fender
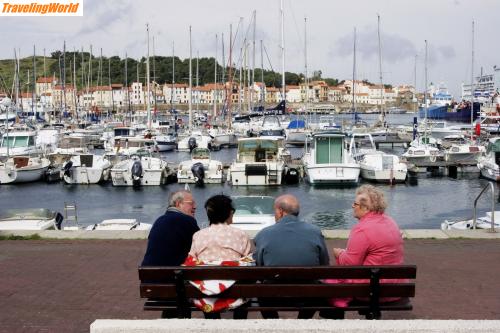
[430,155,437,163]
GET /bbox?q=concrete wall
[91,319,500,333]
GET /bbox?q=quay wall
[90,319,500,333]
[1,228,499,240]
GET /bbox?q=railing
[473,182,496,232]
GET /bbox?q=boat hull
[305,164,360,185]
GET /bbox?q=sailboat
[402,40,443,166]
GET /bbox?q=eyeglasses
[182,200,195,205]
[352,202,361,208]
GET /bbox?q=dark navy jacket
[141,208,200,266]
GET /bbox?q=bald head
[274,194,300,221]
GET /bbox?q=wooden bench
[139,265,416,319]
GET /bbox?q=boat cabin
[237,138,279,163]
[312,132,346,164]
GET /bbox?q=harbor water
[1,112,496,230]
[1,113,497,230]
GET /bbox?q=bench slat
[139,265,417,281]
[141,283,415,298]
[143,298,413,312]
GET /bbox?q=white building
[285,85,302,103]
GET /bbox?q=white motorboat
[177,148,223,184]
[442,137,484,164]
[61,154,112,184]
[259,115,285,137]
[0,156,50,184]
[0,208,63,230]
[402,136,443,165]
[110,151,171,186]
[228,137,291,186]
[477,137,500,181]
[106,136,157,156]
[349,133,407,183]
[285,118,310,146]
[441,211,500,230]
[208,128,238,148]
[177,130,213,152]
[84,219,152,231]
[231,196,275,231]
[303,130,360,185]
[0,130,43,157]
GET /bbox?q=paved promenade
[0,235,499,332]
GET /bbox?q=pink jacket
[337,211,404,266]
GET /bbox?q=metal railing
[473,182,496,232]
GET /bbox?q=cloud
[331,27,417,64]
[78,0,133,35]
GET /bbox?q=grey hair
[275,195,300,216]
[168,190,191,207]
[355,185,387,213]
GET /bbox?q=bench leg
[364,311,381,320]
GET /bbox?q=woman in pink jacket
[327,185,405,312]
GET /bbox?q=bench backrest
[139,265,416,299]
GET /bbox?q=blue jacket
[141,208,200,266]
[253,214,330,266]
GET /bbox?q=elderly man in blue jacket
[253,194,330,319]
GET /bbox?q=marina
[1,110,500,231]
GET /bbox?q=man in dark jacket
[142,190,199,266]
[141,190,199,318]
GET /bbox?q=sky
[0,0,498,98]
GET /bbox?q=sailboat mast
[377,14,385,122]
[280,0,285,104]
[189,25,193,130]
[352,27,356,115]
[146,23,151,129]
[304,17,308,117]
[424,39,428,143]
[171,41,175,112]
[213,34,218,119]
[227,24,233,129]
[63,41,67,117]
[470,20,475,135]
[251,10,256,113]
[32,45,36,116]
[414,54,417,113]
[196,51,199,116]
[260,39,264,107]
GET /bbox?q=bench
[139,265,416,319]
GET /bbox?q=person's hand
[333,248,344,258]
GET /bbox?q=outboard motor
[63,160,73,178]
[191,162,205,186]
[188,137,197,153]
[131,160,143,187]
[283,167,300,185]
[54,212,64,230]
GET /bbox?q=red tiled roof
[36,77,56,83]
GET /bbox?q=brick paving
[0,238,499,332]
